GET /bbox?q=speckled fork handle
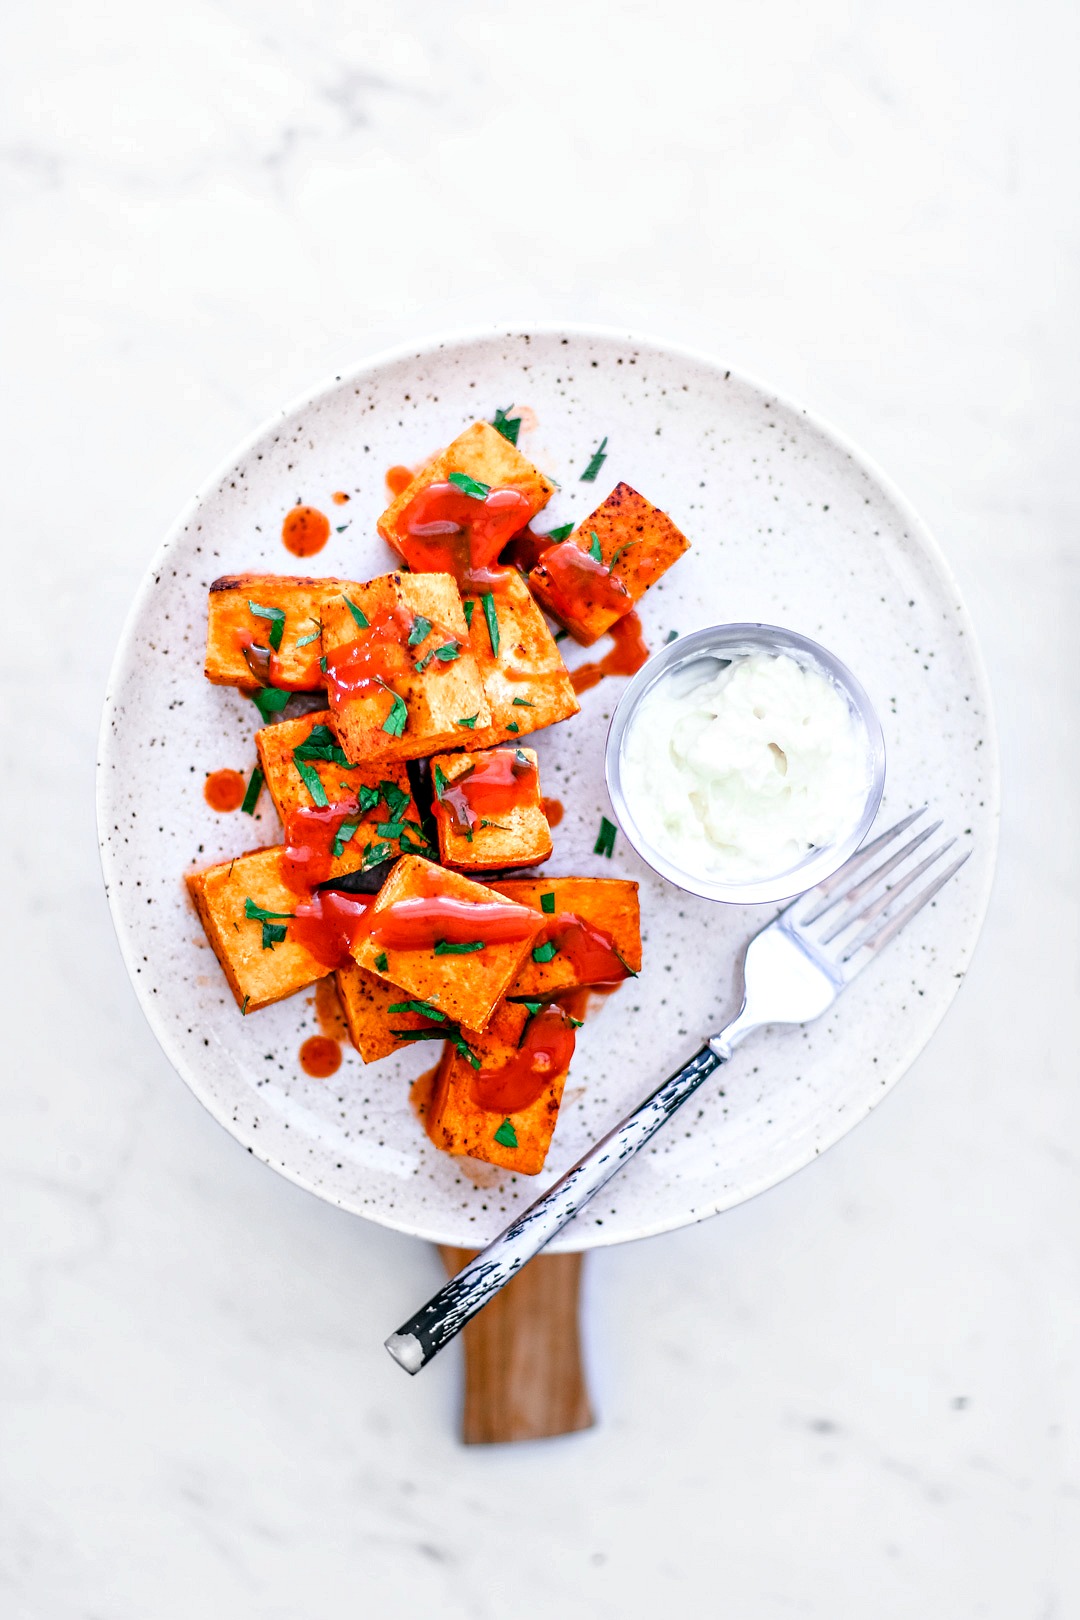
[385,1044,726,1374]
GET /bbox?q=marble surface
[3,1,1077,1615]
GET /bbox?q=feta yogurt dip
[620,650,872,884]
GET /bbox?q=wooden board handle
[438,1246,594,1445]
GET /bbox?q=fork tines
[793,807,972,964]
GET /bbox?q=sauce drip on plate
[299,1035,342,1078]
[203,768,247,812]
[282,505,331,558]
[570,611,650,694]
[386,464,415,498]
[541,796,564,827]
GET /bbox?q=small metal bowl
[604,623,886,905]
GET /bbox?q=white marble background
[3,0,1077,1615]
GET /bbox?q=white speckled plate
[97,326,998,1251]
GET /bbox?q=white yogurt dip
[621,650,870,883]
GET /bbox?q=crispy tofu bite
[186,847,374,1012]
[350,855,543,1033]
[431,746,552,872]
[462,570,579,748]
[528,483,691,644]
[255,710,432,885]
[321,575,490,766]
[205,574,338,690]
[425,999,577,1176]
[377,422,555,580]
[334,959,452,1065]
[490,876,642,996]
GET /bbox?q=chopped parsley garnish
[250,686,290,723]
[594,815,617,858]
[492,406,521,446]
[380,780,410,819]
[357,783,380,813]
[434,641,460,662]
[331,818,360,858]
[506,722,519,733]
[241,995,250,1015]
[540,892,556,914]
[392,1027,480,1068]
[376,820,406,839]
[455,713,479,729]
[433,763,450,800]
[408,615,432,647]
[362,840,395,868]
[545,523,574,543]
[398,831,434,856]
[494,1118,518,1148]
[343,595,369,629]
[532,940,559,963]
[554,629,569,643]
[248,601,285,651]
[261,922,287,950]
[610,538,640,568]
[294,758,329,807]
[665,629,679,643]
[374,951,389,972]
[295,621,321,648]
[481,592,500,658]
[294,724,353,769]
[434,940,484,955]
[587,530,603,563]
[319,655,328,673]
[448,471,491,501]
[240,765,264,816]
[580,437,608,482]
[450,1031,481,1067]
[512,697,534,707]
[244,898,295,923]
[387,1000,446,1021]
[613,947,639,978]
[463,599,475,629]
[507,996,543,1015]
[381,690,408,737]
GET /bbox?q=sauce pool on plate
[203,768,247,812]
[282,505,331,558]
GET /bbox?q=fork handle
[385,1044,726,1374]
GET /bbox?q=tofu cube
[490,876,642,996]
[334,959,450,1064]
[205,574,339,689]
[255,709,430,883]
[425,1000,575,1176]
[186,847,328,1012]
[350,855,543,1032]
[321,574,491,766]
[463,570,580,749]
[528,483,691,644]
[430,746,552,872]
[377,422,555,573]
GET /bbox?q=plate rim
[96,321,1001,1250]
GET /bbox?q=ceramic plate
[97,326,999,1251]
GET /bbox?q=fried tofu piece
[490,876,642,996]
[186,847,326,1012]
[425,1001,575,1176]
[321,574,491,766]
[377,422,555,573]
[334,959,449,1064]
[255,709,429,882]
[205,574,339,690]
[463,570,580,749]
[351,856,543,1033]
[528,483,691,644]
[430,746,552,872]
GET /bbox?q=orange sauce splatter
[386,464,415,498]
[282,504,331,558]
[541,796,564,827]
[315,976,349,1042]
[331,491,350,505]
[410,1062,442,1121]
[570,611,650,694]
[203,768,247,812]
[299,1035,342,1078]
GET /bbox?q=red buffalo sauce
[534,540,630,627]
[288,888,374,971]
[282,798,369,890]
[282,505,331,558]
[570,611,650,694]
[386,464,415,498]
[240,636,324,692]
[538,912,632,985]
[324,604,458,710]
[501,526,560,574]
[438,749,536,834]
[397,481,533,583]
[367,894,537,952]
[470,1004,577,1113]
[541,797,564,827]
[204,768,247,812]
[299,1035,342,1078]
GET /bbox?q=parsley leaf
[434,940,484,955]
[610,538,640,568]
[433,763,450,800]
[380,780,410,819]
[544,523,574,543]
[463,599,475,629]
[240,765,264,815]
[408,615,432,647]
[294,724,353,769]
[506,721,520,733]
[492,406,521,446]
[512,697,534,707]
[244,898,294,923]
[448,471,490,501]
[540,892,556,914]
[248,601,285,651]
[261,922,287,950]
[381,690,408,737]
[481,592,500,658]
[294,758,329,807]
[594,815,617,858]
[362,840,395,869]
[532,940,559,963]
[580,436,608,482]
[357,783,380,813]
[665,629,679,643]
[374,951,389,972]
[343,595,369,629]
[376,820,406,839]
[250,686,290,723]
[387,1000,446,1021]
[494,1118,518,1148]
[587,530,603,563]
[434,641,460,662]
[331,818,360,858]
[455,714,479,729]
[295,622,321,648]
[507,996,544,1015]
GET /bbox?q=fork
[385,807,970,1374]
